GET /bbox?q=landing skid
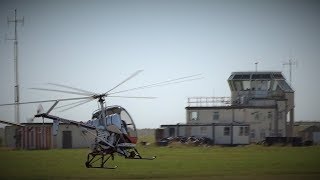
[85,148,156,169]
[126,156,156,160]
[124,148,156,160]
[85,152,117,169]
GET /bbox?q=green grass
[0,145,320,179]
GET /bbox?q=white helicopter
[0,70,201,168]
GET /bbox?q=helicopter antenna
[7,9,24,124]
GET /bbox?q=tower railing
[187,97,231,107]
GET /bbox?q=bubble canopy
[92,105,137,139]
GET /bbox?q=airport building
[4,123,94,149]
[160,71,295,144]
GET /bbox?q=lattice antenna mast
[7,9,24,124]
[283,59,297,86]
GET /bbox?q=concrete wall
[4,126,16,148]
[0,128,4,146]
[186,107,280,143]
[54,125,95,149]
[161,124,250,145]
[186,102,292,142]
[4,124,96,149]
[313,132,320,144]
[214,125,231,144]
[232,126,250,144]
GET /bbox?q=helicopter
[0,70,202,168]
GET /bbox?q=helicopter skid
[126,156,156,160]
[85,152,117,169]
[123,148,156,160]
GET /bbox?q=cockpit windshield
[91,106,137,138]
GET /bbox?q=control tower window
[190,111,198,121]
[252,80,270,91]
[242,81,250,90]
[234,81,243,91]
[213,112,219,120]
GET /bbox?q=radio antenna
[7,9,24,124]
[283,58,297,86]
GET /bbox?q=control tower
[227,72,295,137]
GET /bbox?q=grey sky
[0,0,320,128]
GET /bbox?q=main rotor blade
[48,83,96,95]
[54,98,94,110]
[0,96,92,107]
[30,88,92,96]
[107,95,157,99]
[105,70,143,94]
[59,98,95,112]
[109,74,202,95]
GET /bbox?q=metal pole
[99,97,106,128]
[283,59,296,87]
[14,9,20,124]
[7,9,24,124]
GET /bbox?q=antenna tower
[7,9,24,124]
[283,59,297,86]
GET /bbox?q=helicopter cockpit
[91,105,138,144]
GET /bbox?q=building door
[62,131,72,149]
[169,128,175,137]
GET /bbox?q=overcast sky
[0,0,320,128]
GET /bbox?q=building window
[224,127,230,136]
[239,127,249,136]
[169,128,175,137]
[260,129,266,139]
[213,112,219,120]
[255,113,259,120]
[244,127,249,136]
[200,127,207,135]
[250,129,255,138]
[190,111,198,121]
[239,127,244,136]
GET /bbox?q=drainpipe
[212,123,215,144]
[177,123,180,137]
[275,104,279,137]
[230,123,233,145]
[289,109,294,137]
[231,109,235,145]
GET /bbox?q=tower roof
[228,71,284,81]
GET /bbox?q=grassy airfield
[0,144,320,180]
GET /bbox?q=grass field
[0,145,320,179]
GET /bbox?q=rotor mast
[7,9,24,124]
[98,96,107,127]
